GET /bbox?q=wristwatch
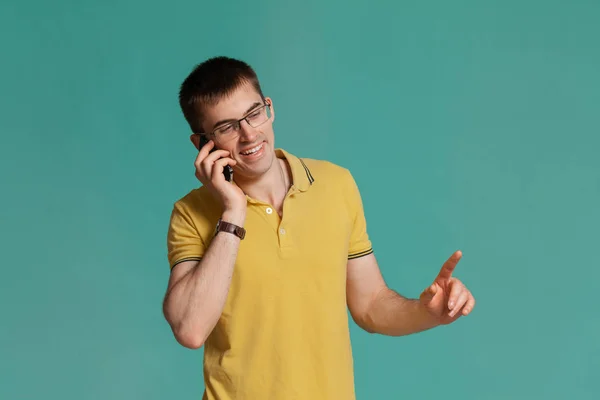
[214,219,246,240]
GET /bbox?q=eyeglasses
[204,101,272,142]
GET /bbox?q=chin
[237,147,274,178]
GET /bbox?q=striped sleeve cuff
[170,256,203,270]
[348,248,373,260]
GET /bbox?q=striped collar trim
[275,148,314,192]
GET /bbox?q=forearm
[363,288,440,336]
[164,211,244,348]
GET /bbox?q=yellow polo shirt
[167,148,373,400]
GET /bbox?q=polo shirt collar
[228,148,314,204]
[275,148,314,192]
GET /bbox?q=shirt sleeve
[344,169,373,260]
[166,201,206,270]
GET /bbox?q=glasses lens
[215,124,233,136]
[246,105,271,128]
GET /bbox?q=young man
[163,56,475,400]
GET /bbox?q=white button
[266,207,273,214]
[279,228,286,234]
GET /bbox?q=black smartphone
[199,135,233,182]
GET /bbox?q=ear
[190,133,200,151]
[265,97,275,123]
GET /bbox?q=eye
[216,124,234,134]
[247,109,262,120]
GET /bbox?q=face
[192,82,276,181]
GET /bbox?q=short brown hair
[178,56,265,133]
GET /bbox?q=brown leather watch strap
[215,219,246,240]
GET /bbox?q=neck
[235,158,291,211]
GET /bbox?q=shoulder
[295,156,366,217]
[170,185,221,225]
[296,156,354,184]
[293,155,366,208]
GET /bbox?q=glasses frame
[201,99,273,142]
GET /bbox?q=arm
[163,138,247,349]
[163,209,245,349]
[342,168,474,335]
[346,251,475,336]
[346,253,439,336]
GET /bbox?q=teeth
[241,143,263,155]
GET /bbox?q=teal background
[1,0,598,398]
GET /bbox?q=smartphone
[199,135,233,182]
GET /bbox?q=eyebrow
[211,101,263,130]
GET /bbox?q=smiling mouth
[240,142,265,156]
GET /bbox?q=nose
[237,119,258,142]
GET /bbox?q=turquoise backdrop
[1,0,598,399]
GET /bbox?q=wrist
[417,300,443,327]
[221,209,246,226]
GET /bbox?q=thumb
[420,283,438,305]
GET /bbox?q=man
[163,56,475,400]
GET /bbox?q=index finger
[196,138,215,160]
[436,250,462,281]
[195,139,215,167]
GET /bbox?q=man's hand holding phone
[195,139,247,225]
